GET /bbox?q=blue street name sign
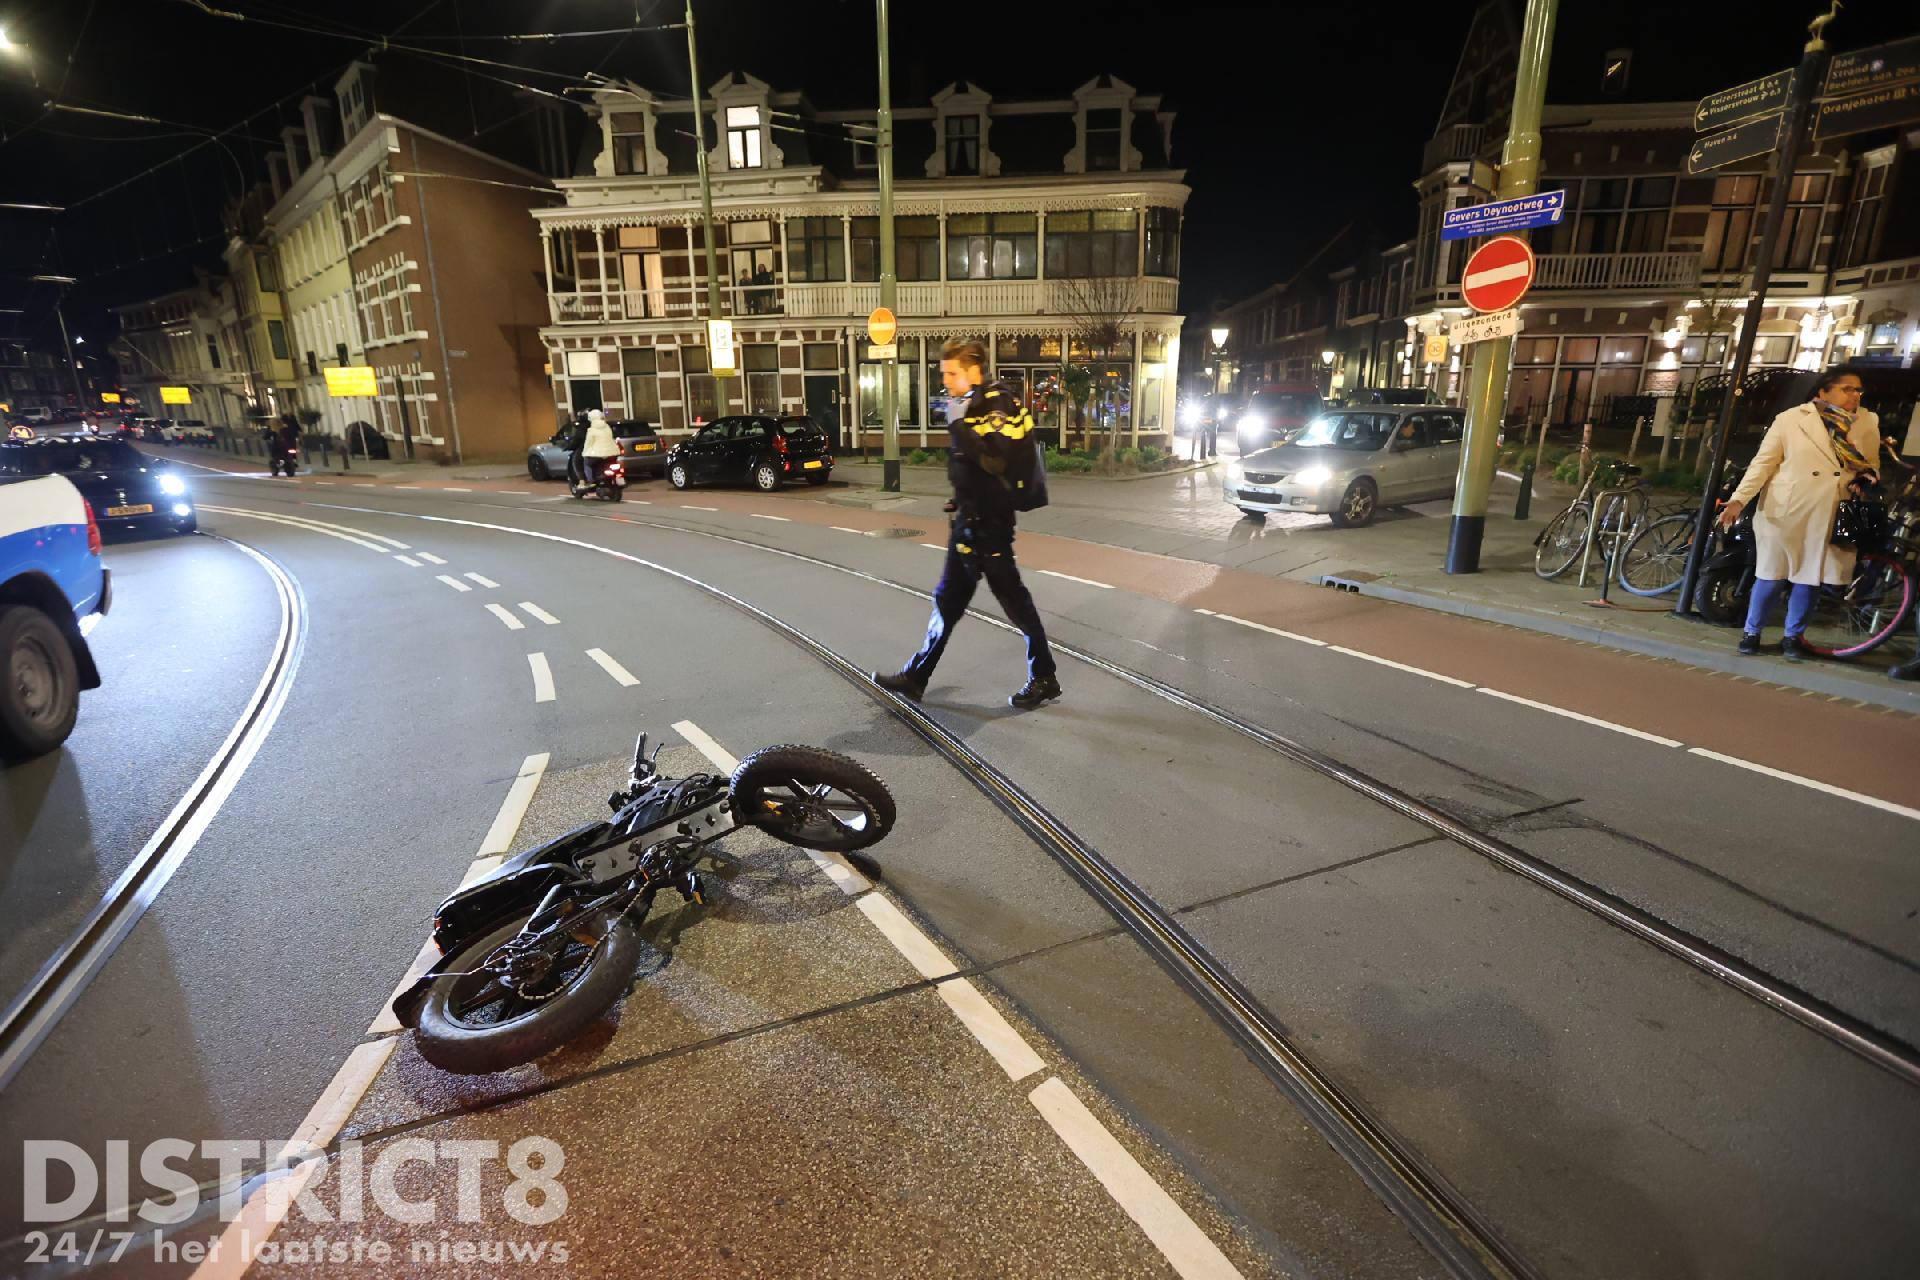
[1440,190,1567,242]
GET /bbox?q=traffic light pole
[1672,14,1831,617]
[685,0,729,417]
[875,0,900,492]
[1445,0,1558,574]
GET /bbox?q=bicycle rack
[1580,485,1640,600]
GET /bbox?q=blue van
[1,473,109,758]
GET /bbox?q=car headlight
[158,473,186,496]
[1225,461,1243,484]
[1237,414,1267,434]
[1181,404,1201,426]
[1293,465,1334,487]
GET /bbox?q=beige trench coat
[1729,402,1881,586]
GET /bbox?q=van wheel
[0,606,79,760]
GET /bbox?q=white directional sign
[1450,308,1521,346]
[707,318,737,374]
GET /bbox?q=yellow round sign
[867,307,897,346]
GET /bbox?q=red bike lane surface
[167,451,1920,812]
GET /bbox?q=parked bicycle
[1534,457,1654,585]
[1612,464,1745,598]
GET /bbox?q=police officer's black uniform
[876,379,1060,708]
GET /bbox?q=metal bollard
[1515,459,1535,520]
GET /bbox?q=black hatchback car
[0,436,197,536]
[666,415,833,492]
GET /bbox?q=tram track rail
[0,535,306,1092]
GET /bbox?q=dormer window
[945,115,980,176]
[1086,109,1123,172]
[610,112,648,175]
[726,106,763,169]
[338,65,373,138]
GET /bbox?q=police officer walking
[874,339,1061,710]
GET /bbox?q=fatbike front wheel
[730,745,895,853]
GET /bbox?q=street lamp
[1208,326,1230,396]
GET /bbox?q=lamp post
[875,0,899,491]
[1320,348,1336,399]
[683,0,729,417]
[1209,326,1230,395]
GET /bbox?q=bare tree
[1054,276,1139,460]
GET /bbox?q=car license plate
[106,504,154,517]
[803,459,823,469]
[633,442,656,452]
[1241,485,1272,495]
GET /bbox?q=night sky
[0,0,1912,358]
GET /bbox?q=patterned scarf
[1814,399,1871,471]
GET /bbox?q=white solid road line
[1479,687,1684,748]
[1688,747,1920,822]
[1329,644,1476,688]
[416,551,447,564]
[499,489,532,495]
[673,719,738,772]
[1028,1078,1245,1280]
[486,602,525,630]
[936,979,1044,1081]
[750,512,792,522]
[436,573,472,592]
[191,1038,399,1280]
[393,554,420,567]
[443,486,474,492]
[464,571,499,588]
[198,505,388,552]
[830,526,864,534]
[205,506,411,549]
[586,647,641,687]
[1205,610,1328,647]
[366,938,438,1037]
[527,652,555,702]
[682,504,718,511]
[856,895,959,980]
[518,601,560,625]
[1038,569,1115,589]
[481,752,550,854]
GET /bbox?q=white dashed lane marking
[436,574,472,593]
[464,572,499,588]
[527,653,555,702]
[485,603,525,630]
[518,601,560,625]
[585,647,640,687]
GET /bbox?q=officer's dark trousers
[906,516,1056,682]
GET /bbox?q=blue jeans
[1744,578,1818,637]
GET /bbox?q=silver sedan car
[1223,405,1465,527]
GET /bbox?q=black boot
[1009,674,1062,710]
[1781,635,1807,663]
[873,670,927,702]
[1737,632,1761,656]
[1888,656,1920,682]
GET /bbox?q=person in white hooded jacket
[570,408,622,491]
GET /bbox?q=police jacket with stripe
[946,380,1039,523]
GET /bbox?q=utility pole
[1445,0,1559,574]
[875,0,900,492]
[1673,4,1835,616]
[52,298,85,411]
[684,0,729,416]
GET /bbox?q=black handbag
[1832,494,1890,552]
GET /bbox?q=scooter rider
[571,408,621,493]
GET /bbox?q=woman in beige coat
[1719,368,1879,661]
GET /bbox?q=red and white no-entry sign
[1460,235,1536,314]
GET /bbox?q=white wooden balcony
[547,277,1180,325]
[1533,252,1702,292]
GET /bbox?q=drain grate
[1318,572,1377,593]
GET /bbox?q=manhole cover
[867,527,925,539]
